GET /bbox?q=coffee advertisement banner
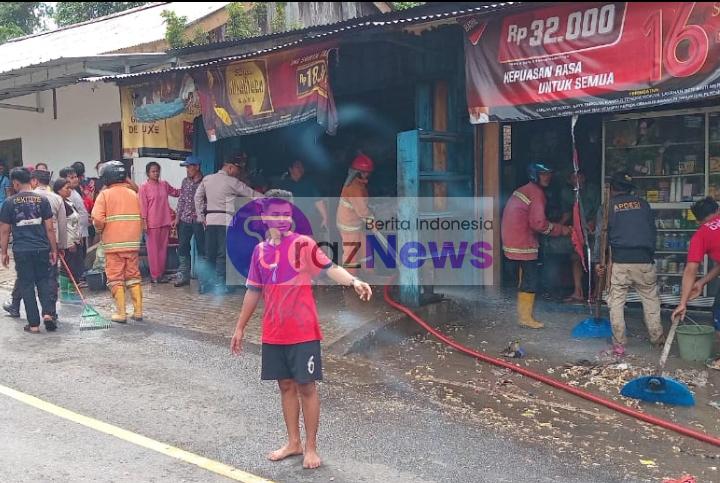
[120,72,200,159]
[194,44,338,141]
[462,3,720,122]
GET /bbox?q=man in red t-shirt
[673,197,720,367]
[231,189,372,469]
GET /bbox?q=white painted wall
[0,82,119,173]
[0,82,187,208]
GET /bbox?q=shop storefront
[105,16,479,305]
[602,106,720,306]
[462,2,720,306]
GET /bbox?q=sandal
[23,325,40,334]
[563,295,585,304]
[706,358,720,371]
[44,318,57,332]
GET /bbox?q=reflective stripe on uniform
[503,247,539,254]
[106,214,142,222]
[337,222,363,232]
[103,241,141,250]
[512,190,531,205]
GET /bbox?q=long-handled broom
[571,182,613,338]
[59,253,111,331]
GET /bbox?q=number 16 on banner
[645,3,711,79]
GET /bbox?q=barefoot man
[231,189,372,469]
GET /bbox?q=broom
[59,253,111,331]
[571,182,613,338]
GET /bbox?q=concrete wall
[0,82,186,207]
[0,82,119,173]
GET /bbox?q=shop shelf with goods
[708,113,720,200]
[603,110,714,307]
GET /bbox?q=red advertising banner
[194,44,338,141]
[462,2,720,122]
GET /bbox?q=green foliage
[271,2,287,33]
[0,2,49,43]
[0,24,25,43]
[226,2,260,40]
[54,2,149,27]
[391,2,425,10]
[161,10,188,49]
[190,26,209,46]
[251,3,267,32]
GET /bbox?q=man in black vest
[597,172,663,356]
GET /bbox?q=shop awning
[0,53,172,101]
[0,2,231,101]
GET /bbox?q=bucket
[676,324,715,362]
[85,270,107,292]
[59,274,81,304]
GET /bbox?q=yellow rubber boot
[110,285,127,323]
[128,284,143,321]
[517,292,544,329]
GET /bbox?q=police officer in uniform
[194,154,262,295]
[597,172,663,356]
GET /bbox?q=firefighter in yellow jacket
[336,153,375,274]
[91,161,143,323]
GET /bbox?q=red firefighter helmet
[351,153,374,172]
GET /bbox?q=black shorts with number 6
[261,340,323,383]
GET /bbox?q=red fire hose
[383,286,720,448]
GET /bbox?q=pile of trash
[556,361,709,399]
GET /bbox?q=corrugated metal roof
[92,2,521,83]
[0,2,229,76]
[0,53,171,101]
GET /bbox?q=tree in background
[54,2,149,27]
[161,10,188,50]
[0,2,50,43]
[391,2,425,10]
[225,2,260,40]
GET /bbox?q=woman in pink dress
[139,162,180,283]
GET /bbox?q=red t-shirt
[247,233,333,345]
[687,216,720,263]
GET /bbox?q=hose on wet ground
[382,285,720,448]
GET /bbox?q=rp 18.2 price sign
[463,2,720,122]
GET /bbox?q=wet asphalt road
[0,308,623,482]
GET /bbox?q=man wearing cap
[501,163,572,329]
[3,169,67,321]
[173,156,205,287]
[194,153,263,295]
[596,171,663,357]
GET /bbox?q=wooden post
[481,122,501,288]
[433,81,448,210]
[398,130,421,307]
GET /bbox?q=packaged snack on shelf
[710,157,720,173]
